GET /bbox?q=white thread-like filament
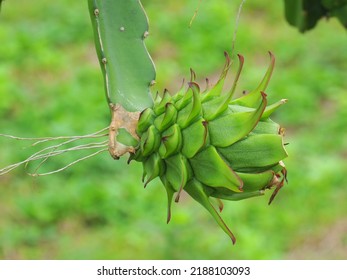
[0,127,110,176]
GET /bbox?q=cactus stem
[91,1,112,104]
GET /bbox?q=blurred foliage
[0,0,347,259]
[284,0,347,32]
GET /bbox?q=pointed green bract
[261,99,288,120]
[202,54,244,120]
[227,54,245,98]
[143,152,163,187]
[140,125,160,156]
[154,91,171,115]
[202,52,231,102]
[154,103,177,131]
[253,119,281,134]
[132,52,288,243]
[185,179,237,244]
[160,175,175,223]
[137,108,155,134]
[218,134,288,171]
[176,84,201,128]
[208,92,267,147]
[236,171,275,192]
[231,52,275,108]
[164,154,190,193]
[212,189,265,201]
[190,146,243,192]
[181,120,207,158]
[158,124,182,158]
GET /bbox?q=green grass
[0,0,347,259]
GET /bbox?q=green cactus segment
[130,53,288,242]
[88,0,156,111]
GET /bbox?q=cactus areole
[89,0,288,243]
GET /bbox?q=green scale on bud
[130,52,288,243]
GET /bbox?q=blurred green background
[0,0,346,259]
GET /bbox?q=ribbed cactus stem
[88,0,156,111]
[88,0,156,158]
